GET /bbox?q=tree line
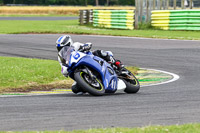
[0,0,135,6]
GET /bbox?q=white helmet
[56,35,73,51]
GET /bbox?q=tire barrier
[151,10,200,30]
[93,10,135,30]
[79,10,93,25]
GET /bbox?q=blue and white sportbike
[65,47,140,96]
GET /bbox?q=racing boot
[114,60,128,76]
[71,82,86,95]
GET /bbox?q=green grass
[0,56,70,93]
[0,20,199,40]
[0,123,200,133]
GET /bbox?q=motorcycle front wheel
[74,70,105,96]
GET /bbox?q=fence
[79,0,200,31]
[93,10,135,30]
[135,0,200,25]
[151,10,200,30]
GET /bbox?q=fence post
[181,0,184,9]
[190,0,193,9]
[160,0,163,10]
[146,0,150,22]
[153,0,156,10]
[135,0,139,29]
[174,0,177,10]
[166,0,169,9]
[140,0,143,22]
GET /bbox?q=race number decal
[73,53,80,60]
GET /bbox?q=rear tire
[123,73,140,94]
[74,70,105,96]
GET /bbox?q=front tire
[74,70,105,96]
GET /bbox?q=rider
[56,35,124,94]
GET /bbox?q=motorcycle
[64,47,140,96]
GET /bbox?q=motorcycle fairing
[68,51,118,92]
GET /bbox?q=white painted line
[140,68,180,87]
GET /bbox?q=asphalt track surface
[0,16,78,21]
[0,34,200,131]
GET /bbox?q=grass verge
[0,56,138,93]
[0,20,199,40]
[0,123,199,132]
[83,124,200,133]
[0,56,69,93]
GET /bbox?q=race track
[0,34,200,131]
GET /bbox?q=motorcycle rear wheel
[122,71,140,94]
[74,70,105,96]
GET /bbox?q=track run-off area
[0,68,179,96]
[0,34,200,130]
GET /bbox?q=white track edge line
[140,68,180,87]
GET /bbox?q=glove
[81,43,92,51]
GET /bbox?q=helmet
[56,35,73,51]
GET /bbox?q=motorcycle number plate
[73,53,80,60]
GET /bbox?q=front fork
[84,66,96,81]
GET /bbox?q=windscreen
[65,47,74,65]
[59,46,74,65]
